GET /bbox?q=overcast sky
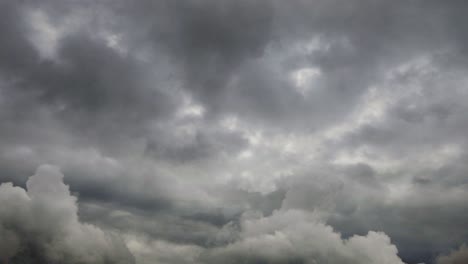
[0,0,468,263]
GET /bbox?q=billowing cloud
[202,210,405,264]
[0,165,134,264]
[122,209,405,264]
[437,245,468,264]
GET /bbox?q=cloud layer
[0,0,467,263]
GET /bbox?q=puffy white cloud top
[0,165,134,264]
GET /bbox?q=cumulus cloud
[202,210,404,264]
[436,245,468,264]
[0,165,134,264]
[123,209,405,264]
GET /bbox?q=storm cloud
[0,0,468,263]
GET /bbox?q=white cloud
[0,165,134,264]
[204,209,405,264]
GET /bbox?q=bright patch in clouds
[290,67,321,95]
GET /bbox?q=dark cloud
[0,0,468,263]
[146,0,274,109]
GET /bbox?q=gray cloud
[0,0,468,263]
[437,244,468,264]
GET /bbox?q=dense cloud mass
[0,0,468,263]
[436,245,468,264]
[201,210,405,264]
[0,165,134,263]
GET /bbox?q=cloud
[437,244,468,264]
[202,210,405,264]
[116,209,406,264]
[0,165,135,264]
[0,0,468,263]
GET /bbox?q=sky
[0,0,467,263]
